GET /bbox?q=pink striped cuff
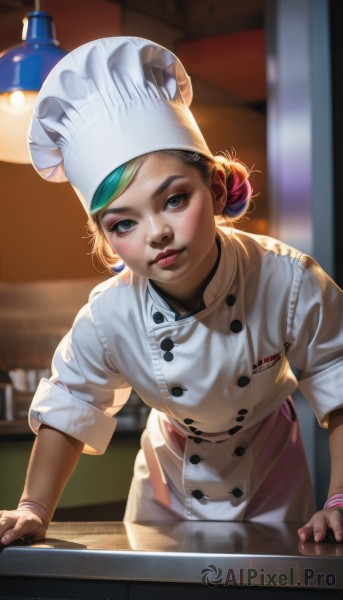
[324,494,343,509]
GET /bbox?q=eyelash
[108,219,135,234]
[165,192,188,209]
[106,192,189,234]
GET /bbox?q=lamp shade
[0,10,66,164]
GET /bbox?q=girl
[0,36,342,546]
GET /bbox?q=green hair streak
[90,163,127,215]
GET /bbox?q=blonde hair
[87,150,253,273]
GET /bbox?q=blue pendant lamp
[0,2,66,163]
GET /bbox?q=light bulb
[0,91,38,163]
[0,90,38,115]
[9,90,26,109]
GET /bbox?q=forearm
[19,424,84,522]
[327,407,343,497]
[298,407,343,543]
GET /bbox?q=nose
[145,215,173,245]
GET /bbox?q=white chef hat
[28,36,212,213]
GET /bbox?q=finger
[1,524,43,545]
[1,516,45,546]
[298,524,314,543]
[299,512,329,543]
[327,510,343,542]
[0,512,18,540]
[312,520,328,543]
[1,528,19,545]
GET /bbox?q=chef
[0,36,342,546]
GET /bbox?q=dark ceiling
[0,0,265,37]
[117,0,264,37]
[0,0,266,104]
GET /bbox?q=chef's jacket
[29,227,343,522]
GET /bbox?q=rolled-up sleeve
[286,254,343,427]
[29,301,131,454]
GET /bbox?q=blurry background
[0,0,341,517]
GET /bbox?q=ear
[210,168,227,215]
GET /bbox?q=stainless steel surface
[0,521,342,589]
[266,0,334,269]
[0,278,103,371]
[265,0,333,511]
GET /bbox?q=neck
[151,237,221,315]
[159,288,202,316]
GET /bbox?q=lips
[151,248,184,267]
[153,249,180,262]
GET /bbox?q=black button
[231,488,243,498]
[160,338,174,351]
[234,446,246,457]
[172,387,184,397]
[236,416,245,422]
[192,489,204,500]
[238,409,248,415]
[190,454,202,464]
[153,312,164,324]
[184,417,193,424]
[237,376,250,387]
[228,425,243,436]
[189,426,203,435]
[190,437,202,444]
[163,351,174,362]
[230,320,243,333]
[226,294,236,307]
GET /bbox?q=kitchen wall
[0,437,139,511]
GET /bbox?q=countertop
[0,521,342,590]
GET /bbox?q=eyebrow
[100,206,130,218]
[151,175,183,199]
[100,174,184,220]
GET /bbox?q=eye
[108,219,136,233]
[165,192,188,210]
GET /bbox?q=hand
[298,507,343,543]
[0,509,47,546]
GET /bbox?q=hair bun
[216,153,253,220]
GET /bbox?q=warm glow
[0,91,38,163]
[0,90,37,115]
[9,90,26,109]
